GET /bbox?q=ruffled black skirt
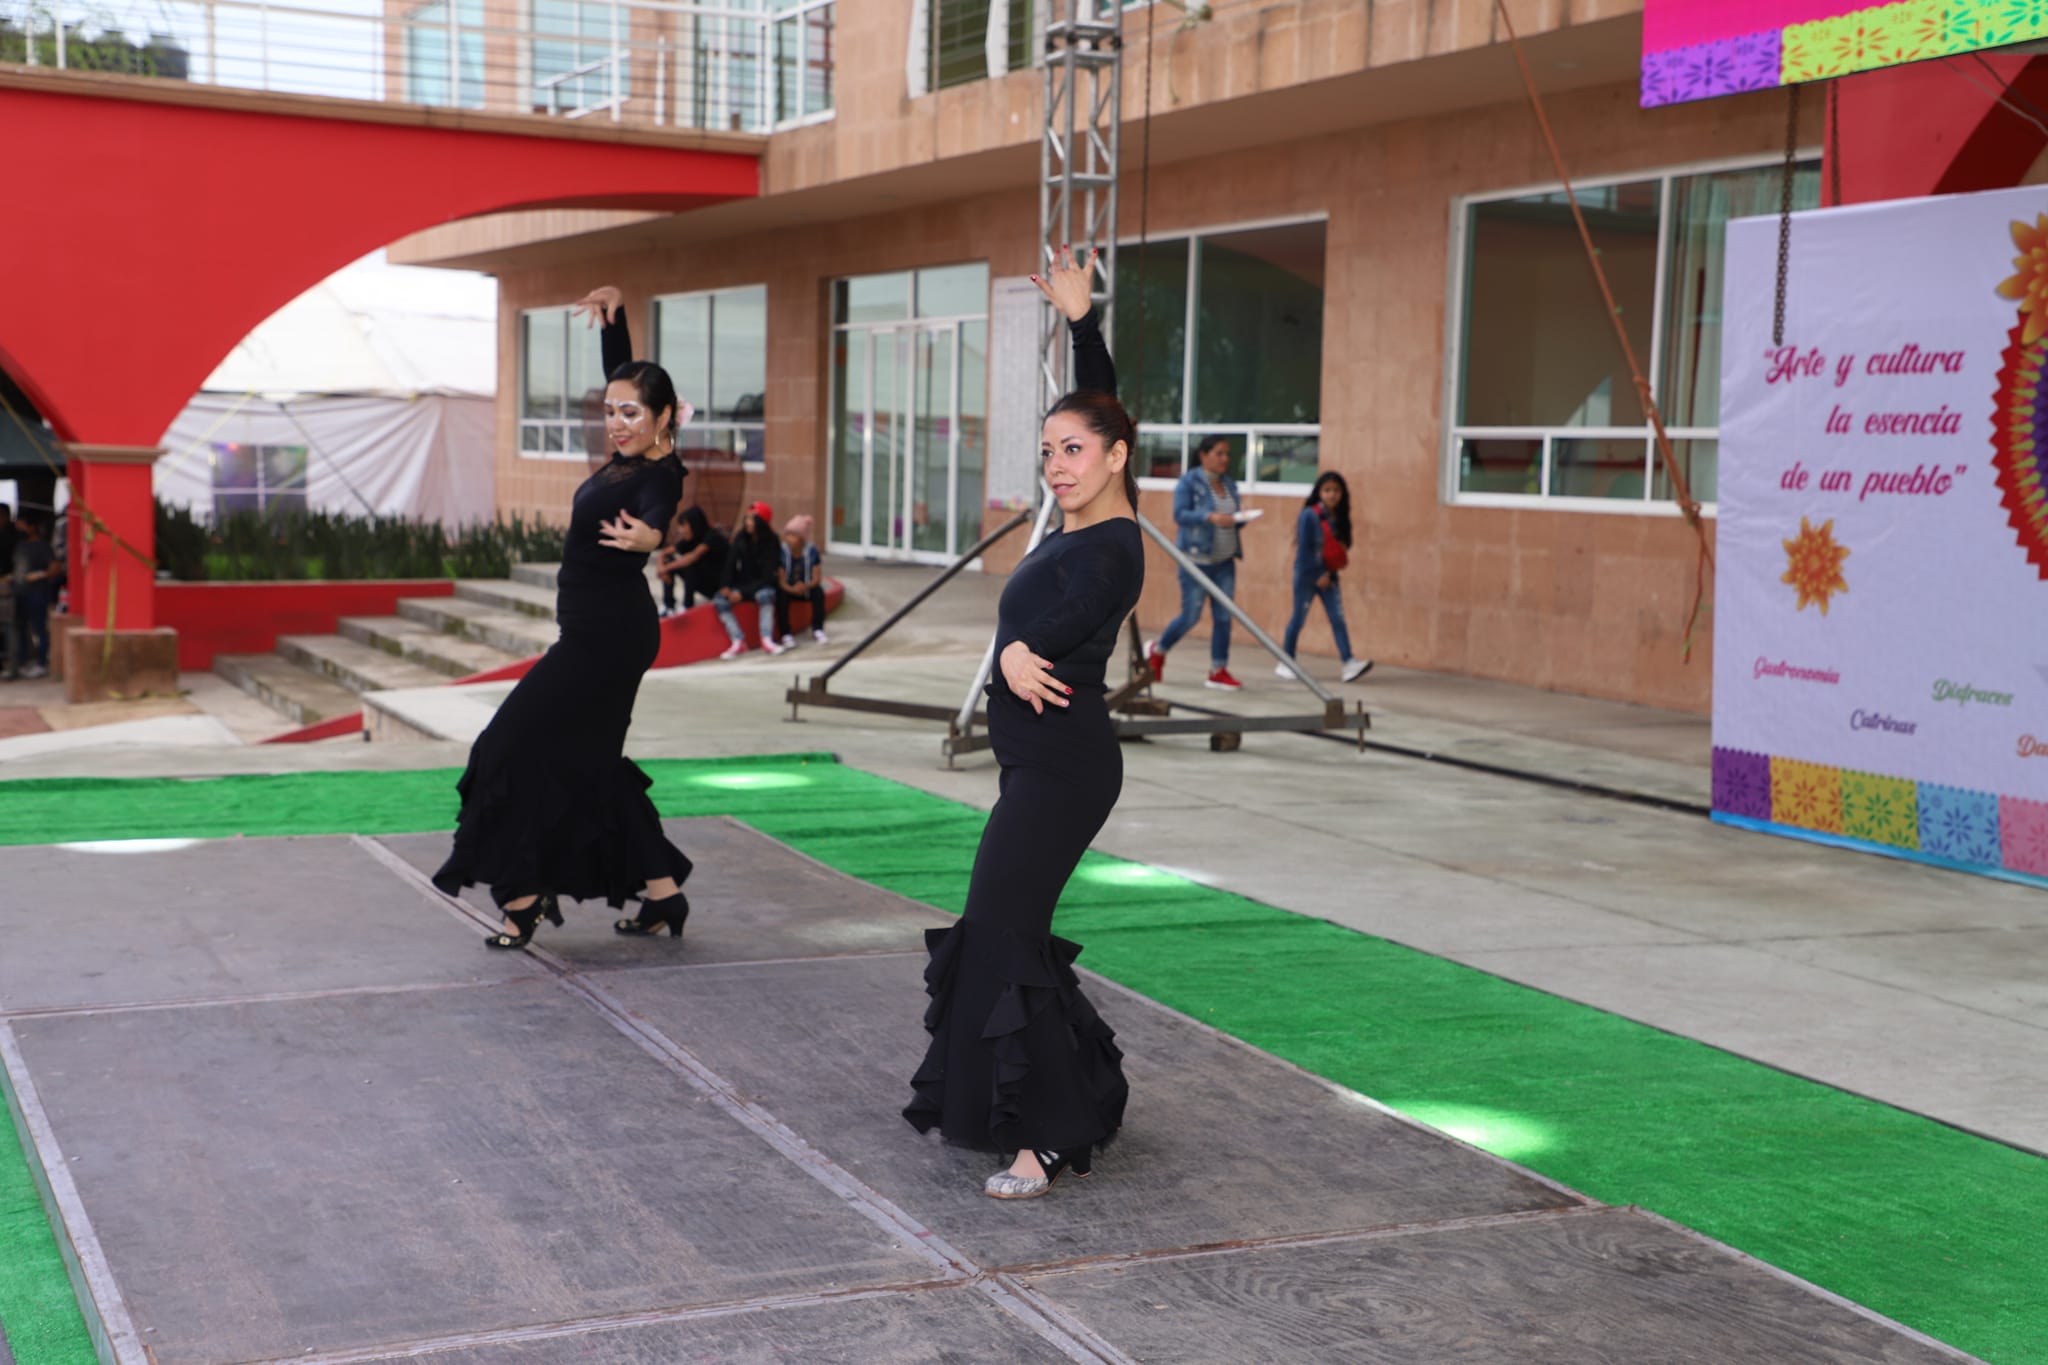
[433,592,691,909]
[904,688,1128,1153]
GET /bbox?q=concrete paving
[1,558,2038,1158]
[0,824,1969,1364]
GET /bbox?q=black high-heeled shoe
[614,891,689,938]
[984,1145,1093,1200]
[485,894,561,950]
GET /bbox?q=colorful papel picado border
[1712,746,2048,886]
[1642,1,2048,109]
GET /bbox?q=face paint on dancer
[1040,411,1130,529]
[603,380,675,459]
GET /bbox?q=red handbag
[1318,511,1349,572]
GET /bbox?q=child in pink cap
[775,513,827,647]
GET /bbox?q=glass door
[830,321,972,562]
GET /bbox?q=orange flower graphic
[1997,214,2048,345]
[1782,516,1850,615]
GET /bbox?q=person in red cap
[714,501,786,658]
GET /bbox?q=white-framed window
[211,442,308,521]
[922,1,1146,94]
[518,306,607,461]
[404,0,486,108]
[531,0,631,117]
[1122,214,1326,495]
[770,0,835,125]
[928,0,1028,91]
[656,284,768,468]
[1445,153,1822,514]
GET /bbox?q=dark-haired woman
[1276,471,1372,684]
[434,285,696,946]
[905,248,1142,1200]
[657,505,727,616]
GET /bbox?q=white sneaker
[1274,661,1293,679]
[762,638,789,656]
[1340,658,1374,683]
[779,634,796,649]
[718,641,746,660]
[20,664,47,679]
[812,628,829,645]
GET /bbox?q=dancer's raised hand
[1000,640,1072,714]
[599,509,662,552]
[571,285,624,327]
[1031,246,1099,322]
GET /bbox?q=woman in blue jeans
[1144,435,1247,691]
[1278,472,1372,683]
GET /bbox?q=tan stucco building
[394,0,1817,713]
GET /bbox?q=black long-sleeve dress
[905,309,1142,1155]
[434,313,694,910]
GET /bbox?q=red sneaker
[1144,638,1165,682]
[1205,668,1243,691]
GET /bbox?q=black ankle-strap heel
[614,891,689,938]
[1039,1145,1093,1181]
[485,894,560,950]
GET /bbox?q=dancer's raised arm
[571,284,634,379]
[1033,247,1116,397]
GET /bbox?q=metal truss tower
[1038,0,1123,411]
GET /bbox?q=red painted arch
[1,78,758,449]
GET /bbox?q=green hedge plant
[152,500,562,582]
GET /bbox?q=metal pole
[954,489,1058,734]
[1136,513,1338,705]
[608,0,621,120]
[445,0,459,103]
[816,506,1034,685]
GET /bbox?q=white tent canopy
[156,253,499,527]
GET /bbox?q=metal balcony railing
[0,0,833,132]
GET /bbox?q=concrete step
[397,595,558,659]
[213,653,363,726]
[273,633,451,697]
[454,577,558,620]
[509,562,560,592]
[335,615,526,680]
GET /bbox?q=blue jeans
[1283,574,1353,660]
[714,587,776,644]
[1156,558,1235,667]
[7,587,49,673]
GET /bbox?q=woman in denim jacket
[1277,471,1372,683]
[1144,436,1247,690]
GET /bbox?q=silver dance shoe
[984,1146,1092,1200]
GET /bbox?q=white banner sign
[1714,185,2048,886]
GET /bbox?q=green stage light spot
[57,837,203,855]
[686,771,815,791]
[1078,861,1214,888]
[1388,1101,1557,1162]
[1080,861,1175,886]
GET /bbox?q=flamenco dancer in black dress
[905,248,1143,1199]
[434,285,696,947]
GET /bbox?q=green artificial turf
[0,753,2041,1363]
[0,1096,95,1365]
